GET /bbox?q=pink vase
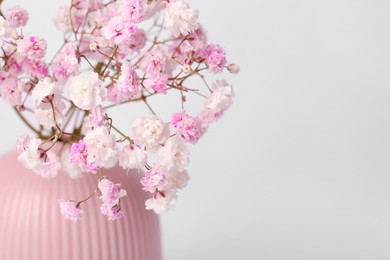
[0,149,162,260]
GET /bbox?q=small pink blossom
[59,200,83,222]
[98,178,127,207]
[171,111,205,143]
[101,16,136,45]
[85,105,108,129]
[70,140,99,174]
[197,44,227,73]
[141,46,172,77]
[25,60,49,79]
[125,27,147,53]
[122,0,145,23]
[98,178,126,220]
[100,203,124,221]
[113,61,140,101]
[141,167,168,193]
[0,76,22,106]
[144,73,168,94]
[5,6,29,28]
[51,42,80,82]
[16,36,47,60]
[188,26,207,50]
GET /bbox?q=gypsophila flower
[84,105,108,129]
[31,77,57,106]
[113,61,140,102]
[171,111,205,143]
[141,167,168,193]
[101,15,136,45]
[17,135,48,171]
[166,169,190,190]
[141,46,172,76]
[5,6,29,28]
[54,6,72,33]
[51,42,80,82]
[34,101,66,127]
[70,140,99,174]
[131,114,170,151]
[145,191,177,214]
[59,200,83,222]
[157,135,190,172]
[118,144,147,170]
[197,44,227,73]
[69,72,106,110]
[98,178,126,220]
[100,203,124,220]
[0,76,22,106]
[35,152,60,179]
[205,80,235,114]
[164,0,199,37]
[98,178,127,207]
[84,126,117,168]
[16,35,47,60]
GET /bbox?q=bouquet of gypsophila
[0,0,239,222]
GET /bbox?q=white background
[1,0,390,259]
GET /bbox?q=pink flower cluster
[4,0,239,221]
[98,179,127,220]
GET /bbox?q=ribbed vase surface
[0,149,162,260]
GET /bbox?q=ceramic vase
[0,149,162,260]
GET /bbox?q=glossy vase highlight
[0,149,162,260]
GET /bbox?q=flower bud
[227,63,240,74]
[181,64,191,74]
[89,41,98,52]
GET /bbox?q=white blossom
[157,136,189,172]
[34,99,66,127]
[17,135,48,171]
[118,144,147,170]
[32,77,57,106]
[54,6,72,33]
[166,169,190,190]
[145,191,177,214]
[131,114,170,151]
[205,80,235,113]
[164,0,199,37]
[34,152,61,179]
[69,72,106,110]
[84,127,117,168]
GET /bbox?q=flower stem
[13,106,44,138]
